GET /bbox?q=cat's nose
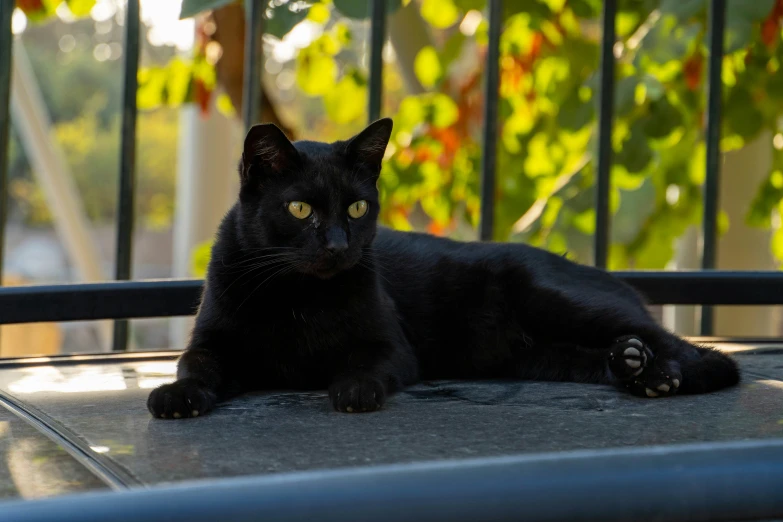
[324,228,348,255]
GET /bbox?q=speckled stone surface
[0,348,781,487]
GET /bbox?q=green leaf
[414,46,443,88]
[614,76,640,116]
[659,0,705,21]
[569,0,601,18]
[441,31,467,70]
[727,0,775,23]
[397,96,426,131]
[333,0,402,19]
[724,86,765,139]
[421,0,460,28]
[643,98,683,139]
[557,91,594,131]
[65,0,95,16]
[266,3,310,39]
[772,227,783,263]
[166,58,192,106]
[323,75,368,124]
[616,121,653,173]
[640,75,665,102]
[453,0,486,11]
[180,0,235,19]
[307,3,330,23]
[429,93,459,128]
[296,48,337,95]
[137,67,167,110]
[191,240,214,278]
[722,0,774,53]
[572,208,596,234]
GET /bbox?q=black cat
[147,118,739,419]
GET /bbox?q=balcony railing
[0,0,777,350]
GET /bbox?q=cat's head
[235,118,392,279]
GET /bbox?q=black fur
[148,118,740,419]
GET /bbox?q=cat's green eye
[288,201,312,219]
[348,200,368,219]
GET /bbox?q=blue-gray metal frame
[2,439,783,522]
[478,0,502,241]
[112,0,140,351]
[700,0,727,336]
[593,0,616,268]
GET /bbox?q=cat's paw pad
[147,378,216,419]
[627,359,682,398]
[608,335,651,380]
[329,376,386,413]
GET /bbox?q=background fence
[0,0,781,351]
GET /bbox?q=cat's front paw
[147,378,216,419]
[329,376,386,413]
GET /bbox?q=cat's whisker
[217,258,296,300]
[221,252,298,269]
[218,256,296,274]
[234,261,304,313]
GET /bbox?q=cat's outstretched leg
[607,330,739,397]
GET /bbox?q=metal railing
[0,0,775,348]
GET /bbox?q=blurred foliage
[9,6,180,229]
[15,0,96,20]
[173,0,783,269]
[19,0,783,270]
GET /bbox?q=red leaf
[194,79,212,115]
[683,53,703,91]
[15,0,45,14]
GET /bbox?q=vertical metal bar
[700,0,727,336]
[593,0,616,269]
[368,0,386,123]
[478,0,501,242]
[0,0,12,352]
[112,0,140,351]
[242,0,264,130]
[0,0,13,288]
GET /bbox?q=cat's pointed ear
[240,124,299,182]
[343,118,393,172]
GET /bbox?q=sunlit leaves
[307,3,330,24]
[420,0,460,28]
[191,240,214,278]
[65,0,95,16]
[296,35,340,96]
[414,46,443,88]
[136,57,212,111]
[396,93,459,132]
[323,72,367,123]
[16,0,55,21]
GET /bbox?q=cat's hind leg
[607,330,739,397]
